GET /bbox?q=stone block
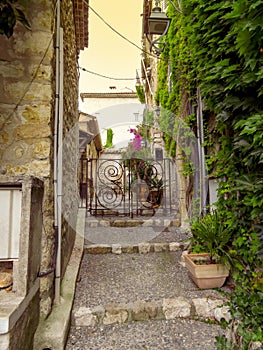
[15,124,51,140]
[169,242,181,251]
[20,104,51,124]
[14,31,54,58]
[74,307,96,327]
[112,244,122,255]
[91,305,105,325]
[214,305,231,323]
[130,301,149,321]
[193,298,224,319]
[138,243,151,254]
[85,244,111,254]
[163,297,191,319]
[5,81,52,103]
[145,301,163,320]
[103,304,128,325]
[33,141,50,160]
[121,246,138,254]
[154,243,169,252]
[0,61,24,78]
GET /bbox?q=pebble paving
[73,251,225,309]
[66,318,223,350]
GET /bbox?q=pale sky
[79,0,143,93]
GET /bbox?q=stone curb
[34,209,85,350]
[84,241,190,254]
[86,217,181,228]
[73,297,231,327]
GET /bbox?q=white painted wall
[79,96,145,148]
[0,188,22,259]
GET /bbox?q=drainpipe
[54,0,64,304]
[197,86,207,216]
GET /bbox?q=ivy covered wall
[155,1,263,348]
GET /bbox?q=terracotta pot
[149,189,163,206]
[185,253,229,289]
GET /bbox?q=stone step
[84,220,189,248]
[84,240,190,255]
[86,215,181,228]
[71,250,230,329]
[72,296,230,328]
[67,220,230,349]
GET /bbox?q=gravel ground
[67,222,227,349]
[150,226,191,243]
[66,318,224,350]
[85,225,191,246]
[73,251,225,309]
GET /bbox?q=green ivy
[155,1,263,348]
[135,85,146,104]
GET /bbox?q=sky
[79,0,143,93]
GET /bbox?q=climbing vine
[135,85,146,104]
[156,1,263,348]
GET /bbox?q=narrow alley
[65,215,228,350]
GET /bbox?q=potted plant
[185,210,233,289]
[148,177,164,206]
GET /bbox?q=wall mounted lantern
[146,1,171,55]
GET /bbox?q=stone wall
[0,0,55,317]
[60,0,79,284]
[0,0,80,319]
[9,291,40,350]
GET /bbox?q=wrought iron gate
[79,156,177,217]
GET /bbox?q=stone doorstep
[73,296,231,328]
[84,241,190,255]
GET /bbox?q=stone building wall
[0,0,55,317]
[60,0,79,285]
[0,0,80,319]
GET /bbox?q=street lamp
[146,1,171,55]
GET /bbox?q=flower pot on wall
[185,253,229,289]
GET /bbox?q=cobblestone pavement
[66,224,228,350]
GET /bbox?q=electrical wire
[79,2,186,84]
[84,1,160,60]
[79,66,140,81]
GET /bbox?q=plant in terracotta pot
[147,177,164,206]
[185,210,233,289]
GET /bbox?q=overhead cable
[84,1,160,60]
[79,66,141,81]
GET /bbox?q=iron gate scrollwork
[96,159,124,209]
[79,156,176,217]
